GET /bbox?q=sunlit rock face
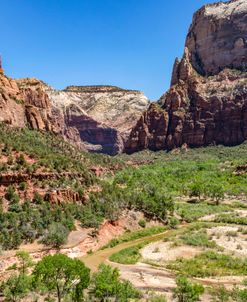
[46,85,149,155]
[0,76,59,133]
[186,0,247,76]
[125,0,247,154]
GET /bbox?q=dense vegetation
[0,253,140,302]
[1,126,247,300]
[1,127,247,250]
[0,124,124,174]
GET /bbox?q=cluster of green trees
[2,250,246,302]
[0,253,140,302]
[0,124,124,174]
[0,197,75,250]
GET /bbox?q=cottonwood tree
[32,254,90,302]
[90,264,140,301]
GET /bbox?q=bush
[173,276,204,302]
[16,154,26,166]
[41,222,69,248]
[19,182,27,191]
[180,229,216,248]
[169,217,180,229]
[167,251,247,278]
[5,186,20,204]
[33,192,43,204]
[138,219,146,228]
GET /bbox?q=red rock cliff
[125,0,247,154]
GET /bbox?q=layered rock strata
[46,85,149,155]
[125,0,247,153]
[0,71,149,155]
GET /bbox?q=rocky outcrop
[0,75,60,133]
[0,75,26,127]
[46,85,149,155]
[16,78,61,133]
[0,171,84,185]
[45,189,83,204]
[126,0,247,154]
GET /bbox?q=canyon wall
[0,73,148,155]
[46,85,149,155]
[125,0,247,153]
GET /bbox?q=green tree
[188,182,204,201]
[2,274,31,302]
[173,276,204,302]
[207,184,224,205]
[16,251,33,275]
[41,223,69,248]
[32,254,90,302]
[90,264,140,301]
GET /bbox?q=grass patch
[214,213,247,225]
[109,245,143,264]
[166,251,247,277]
[102,226,166,249]
[179,229,216,248]
[176,203,231,222]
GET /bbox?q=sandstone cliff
[0,71,149,155]
[0,75,60,133]
[125,0,247,153]
[46,85,148,155]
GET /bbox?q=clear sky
[1,0,227,100]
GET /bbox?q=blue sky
[1,0,227,100]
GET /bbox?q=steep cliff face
[126,0,247,154]
[46,85,149,155]
[186,0,247,76]
[0,75,59,133]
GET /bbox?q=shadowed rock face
[125,0,247,154]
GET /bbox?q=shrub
[180,230,216,248]
[167,251,247,278]
[41,222,69,248]
[19,182,27,191]
[138,219,146,228]
[33,192,43,204]
[16,154,26,166]
[173,276,204,302]
[169,217,180,229]
[5,186,20,204]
